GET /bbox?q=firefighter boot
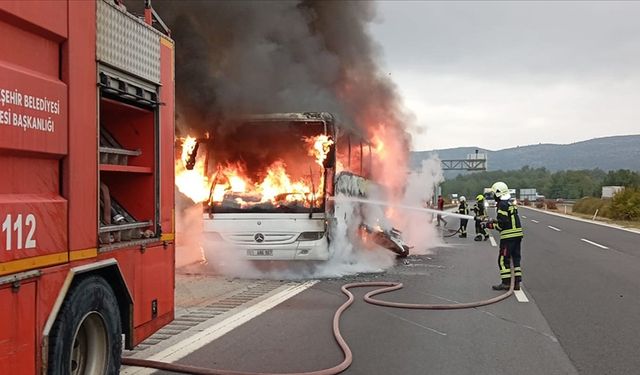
[492,283,510,291]
[459,233,467,238]
[474,234,483,241]
[484,234,490,241]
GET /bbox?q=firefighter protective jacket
[473,202,486,218]
[495,200,524,240]
[459,201,469,215]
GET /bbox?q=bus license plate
[248,249,273,256]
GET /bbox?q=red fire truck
[0,1,175,373]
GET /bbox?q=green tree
[610,187,640,220]
[441,167,618,200]
[603,169,640,187]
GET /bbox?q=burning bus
[176,112,409,261]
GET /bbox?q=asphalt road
[517,207,640,375]
[143,206,640,375]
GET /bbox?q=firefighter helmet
[460,196,466,202]
[476,194,484,201]
[491,181,510,200]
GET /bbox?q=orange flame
[304,134,334,167]
[371,133,385,158]
[181,136,198,167]
[175,135,327,208]
[174,137,210,203]
[259,161,311,203]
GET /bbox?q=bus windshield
[204,120,331,214]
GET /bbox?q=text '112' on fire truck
[1,1,175,374]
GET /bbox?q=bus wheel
[48,276,122,375]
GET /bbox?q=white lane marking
[521,215,527,219]
[531,219,539,223]
[489,236,497,247]
[122,281,318,374]
[581,238,609,249]
[514,289,529,303]
[547,225,561,232]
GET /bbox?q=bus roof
[235,112,335,123]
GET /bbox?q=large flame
[371,132,385,159]
[175,136,210,203]
[175,134,332,208]
[181,136,198,166]
[305,134,334,167]
[258,161,311,203]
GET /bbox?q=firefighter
[458,196,469,238]
[483,181,524,291]
[472,194,489,241]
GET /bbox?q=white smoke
[175,198,397,279]
[174,157,444,278]
[390,157,444,255]
[314,196,396,277]
[175,202,206,269]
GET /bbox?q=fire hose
[122,198,507,374]
[122,268,514,375]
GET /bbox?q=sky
[369,1,640,151]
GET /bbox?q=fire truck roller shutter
[47,275,122,375]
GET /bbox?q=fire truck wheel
[48,275,122,375]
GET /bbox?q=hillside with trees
[441,167,640,200]
[412,134,640,175]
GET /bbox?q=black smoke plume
[154,0,412,187]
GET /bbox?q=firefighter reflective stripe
[499,255,511,279]
[501,228,524,239]
[495,201,523,239]
[501,228,522,234]
[500,206,523,239]
[502,233,523,240]
[496,208,508,231]
[498,237,522,282]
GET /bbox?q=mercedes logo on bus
[254,233,265,243]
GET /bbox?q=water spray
[328,196,477,221]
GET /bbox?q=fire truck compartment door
[0,7,69,275]
[0,282,37,374]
